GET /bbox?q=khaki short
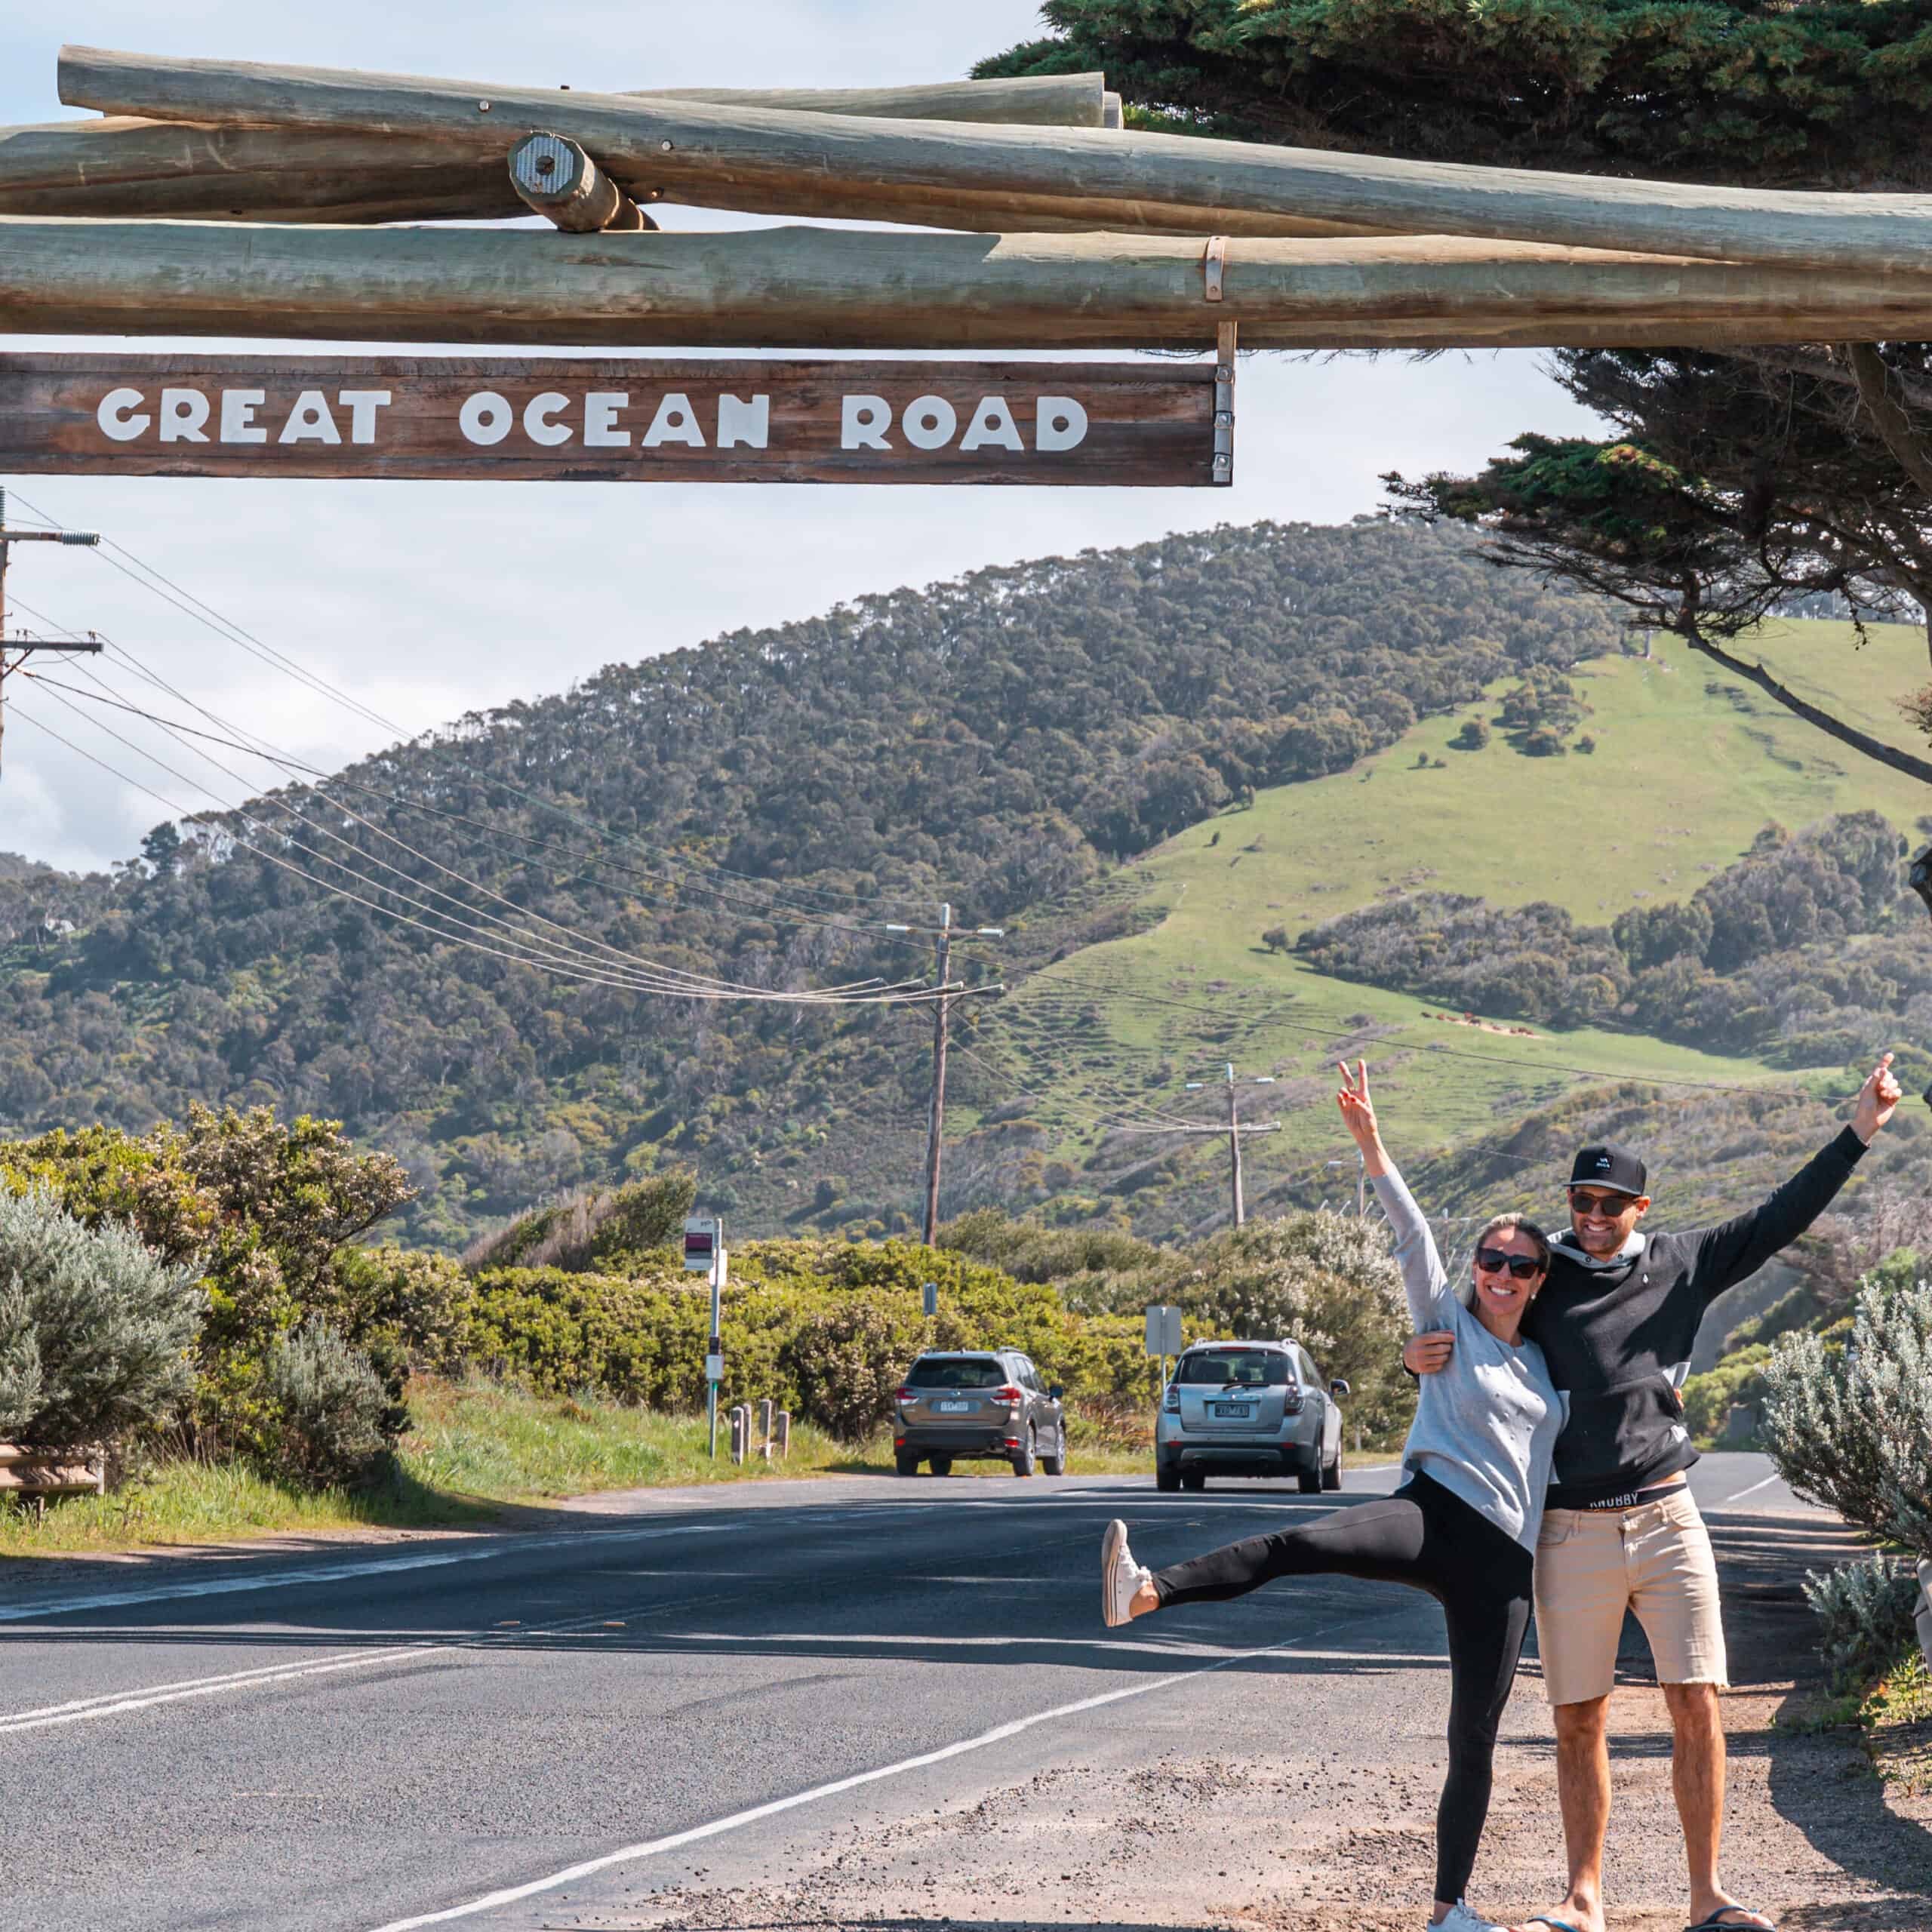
[1533,1484,1727,1706]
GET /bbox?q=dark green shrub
[1802,1554,1923,1691]
[254,1321,399,1489]
[328,1243,469,1383]
[782,1299,966,1441]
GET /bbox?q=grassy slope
[975,621,1930,1229]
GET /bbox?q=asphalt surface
[0,1453,1824,1932]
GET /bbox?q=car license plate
[937,1399,973,1413]
[1211,1402,1253,1418]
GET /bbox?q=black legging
[1150,1470,1533,1906]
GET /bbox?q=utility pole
[0,489,104,777]
[1116,1068,1281,1229]
[923,902,952,1247]
[886,906,1004,1248]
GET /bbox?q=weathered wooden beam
[645,75,1110,128]
[0,112,1374,236]
[57,43,1932,271]
[508,133,651,232]
[0,75,1118,226]
[8,220,1932,352]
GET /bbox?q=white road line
[0,1521,734,1625]
[1715,1472,1780,1507]
[0,1644,442,1735]
[365,1610,1370,1932]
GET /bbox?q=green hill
[951,618,1932,1235]
[2,515,1927,1252]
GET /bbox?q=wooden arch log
[8,220,1932,352]
[509,133,651,232]
[57,42,1932,270]
[0,75,1118,227]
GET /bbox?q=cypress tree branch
[1845,343,1932,502]
[1672,605,1932,787]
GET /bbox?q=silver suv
[893,1349,1066,1478]
[1155,1338,1348,1494]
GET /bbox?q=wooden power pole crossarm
[0,488,103,776]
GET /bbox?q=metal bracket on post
[1212,319,1236,487]
[1201,234,1226,303]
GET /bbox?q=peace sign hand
[1335,1059,1381,1152]
[1852,1050,1903,1144]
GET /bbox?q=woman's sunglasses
[1474,1247,1545,1280]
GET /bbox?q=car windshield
[1175,1350,1291,1387]
[907,1358,1008,1389]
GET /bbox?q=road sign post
[1145,1303,1183,1401]
[685,1215,726,1458]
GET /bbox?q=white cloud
[1,4,1604,869]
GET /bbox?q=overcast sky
[2,3,1603,873]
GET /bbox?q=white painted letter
[901,396,958,451]
[959,395,1023,453]
[523,392,572,447]
[278,390,341,445]
[97,389,149,442]
[220,390,266,444]
[583,392,629,448]
[1036,396,1088,452]
[159,389,211,444]
[641,392,705,448]
[337,390,392,445]
[716,394,770,451]
[460,392,512,445]
[841,395,891,450]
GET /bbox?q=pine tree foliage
[1761,1271,1932,1559]
[977,0,1932,187]
[0,1186,203,1447]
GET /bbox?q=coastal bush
[1802,1552,1924,1692]
[253,1321,399,1489]
[1761,1272,1932,1561]
[0,1186,203,1447]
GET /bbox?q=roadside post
[729,1404,748,1464]
[775,1411,791,1460]
[685,1215,726,1458]
[1917,1559,1932,1674]
[758,1397,774,1461]
[1145,1303,1183,1404]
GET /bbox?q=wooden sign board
[0,353,1226,487]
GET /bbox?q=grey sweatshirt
[1374,1167,1567,1552]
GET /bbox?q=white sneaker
[1431,1903,1505,1932]
[1103,1518,1152,1628]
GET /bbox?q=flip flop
[1684,1916,1777,1932]
[1524,1919,1589,1932]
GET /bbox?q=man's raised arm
[1688,1052,1902,1306]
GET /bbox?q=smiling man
[1404,1053,1903,1932]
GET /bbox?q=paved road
[0,1454,1824,1932]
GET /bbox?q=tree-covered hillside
[0,520,1617,1248]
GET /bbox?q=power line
[10,691,954,1010]
[3,487,950,926]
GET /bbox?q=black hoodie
[1524,1127,1866,1506]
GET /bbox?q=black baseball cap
[1568,1143,1647,1198]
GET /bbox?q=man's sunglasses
[1567,1189,1637,1217]
[1474,1247,1545,1280]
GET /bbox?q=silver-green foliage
[1801,1552,1923,1691]
[259,1320,396,1489]
[1761,1270,1932,1561]
[0,1186,203,1447]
